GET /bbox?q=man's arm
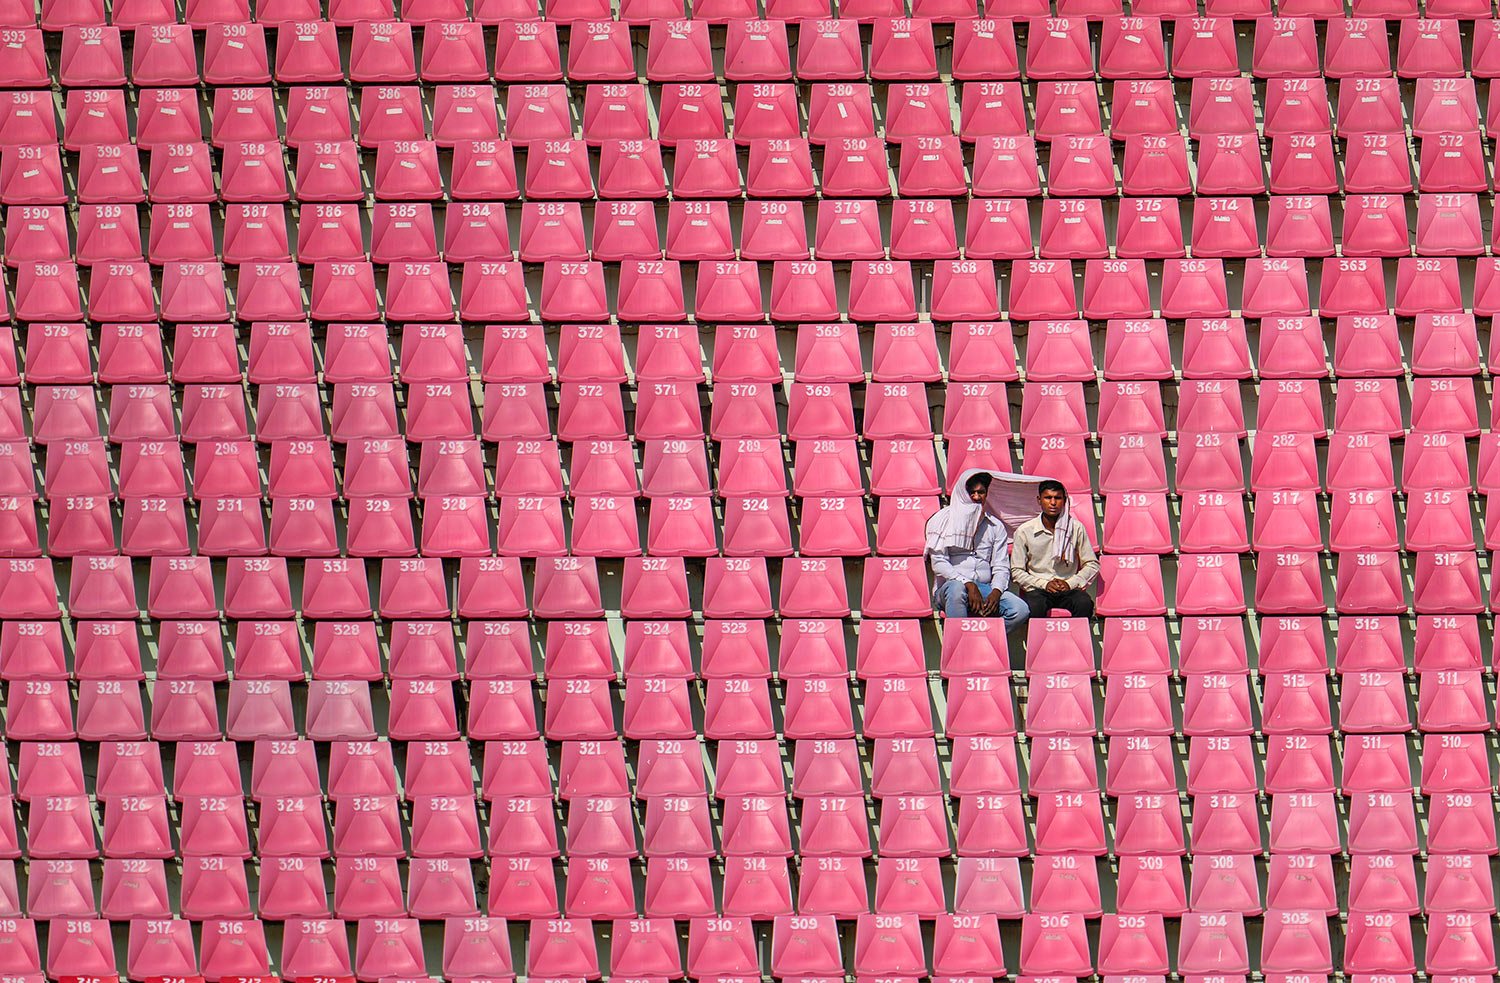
[1009,528,1045,592]
[1066,525,1100,589]
[985,521,1010,592]
[930,548,961,581]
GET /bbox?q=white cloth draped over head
[926,469,1083,564]
[921,495,988,553]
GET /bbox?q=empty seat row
[20,14,1500,85]
[11,254,1500,324]
[10,318,1500,388]
[24,196,1500,267]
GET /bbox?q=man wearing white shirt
[926,472,1029,631]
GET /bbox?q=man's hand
[980,590,1001,618]
[1045,578,1071,594]
[965,581,984,614]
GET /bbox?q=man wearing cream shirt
[1010,479,1099,619]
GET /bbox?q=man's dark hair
[965,472,992,495]
[1037,479,1067,497]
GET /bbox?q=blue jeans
[938,580,1030,633]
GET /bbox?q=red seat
[1020,911,1093,977]
[870,17,939,78]
[724,19,791,80]
[970,135,1041,197]
[1121,133,1191,196]
[1341,134,1413,197]
[1413,192,1483,255]
[1337,193,1408,257]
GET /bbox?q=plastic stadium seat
[0,28,50,88]
[1026,16,1092,78]
[1038,199,1106,260]
[1195,134,1267,196]
[896,136,966,198]
[1,145,65,207]
[3,0,1497,956]
[1160,259,1230,319]
[1396,256,1464,316]
[712,21,783,81]
[870,17,938,78]
[1109,78,1177,138]
[1098,15,1167,77]
[967,135,1040,198]
[1413,192,1484,256]
[958,82,1026,143]
[1187,197,1258,259]
[1323,17,1390,75]
[744,128,812,192]
[1252,16,1320,77]
[888,198,956,260]
[1340,135,1411,199]
[795,19,862,79]
[1269,133,1338,194]
[5,204,70,269]
[1418,129,1489,194]
[1337,194,1408,257]
[272,22,341,82]
[1189,78,1255,139]
[1118,133,1189,197]
[1019,911,1092,977]
[0,92,57,148]
[806,84,877,146]
[812,199,881,261]
[1034,81,1102,141]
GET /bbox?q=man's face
[968,483,988,504]
[1039,488,1067,517]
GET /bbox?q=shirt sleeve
[987,522,1011,593]
[1010,528,1045,592]
[929,547,960,581]
[1067,525,1101,589]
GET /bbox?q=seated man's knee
[939,581,967,617]
[1000,592,1029,630]
[1070,591,1095,618]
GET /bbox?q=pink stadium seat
[288,81,356,140]
[948,18,1020,78]
[1252,16,1320,77]
[490,22,560,82]
[1341,135,1412,200]
[1119,133,1190,196]
[1100,15,1168,77]
[1,145,65,207]
[2,0,1495,949]
[1187,197,1258,258]
[1414,193,1487,256]
[1019,911,1092,977]
[794,18,861,79]
[1324,17,1390,75]
[0,27,49,88]
[1109,78,1177,138]
[1026,15,1092,78]
[5,204,70,268]
[720,20,787,80]
[966,134,1040,197]
[273,22,341,82]
[0,92,57,148]
[870,17,938,78]
[958,82,1026,143]
[1336,194,1408,256]
[1160,259,1230,319]
[1196,134,1266,195]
